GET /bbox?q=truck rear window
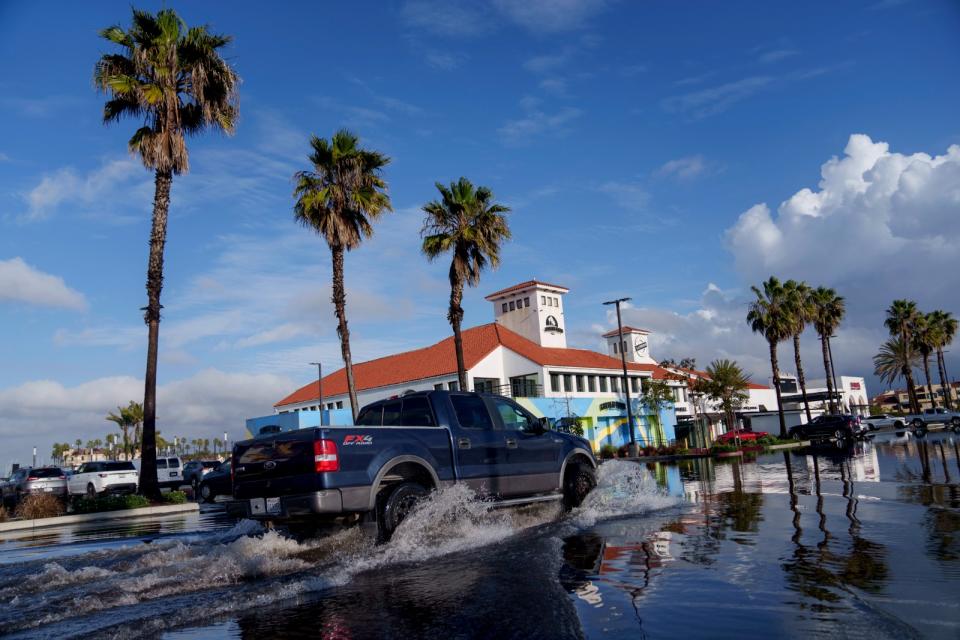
[29,468,62,478]
[401,397,434,426]
[356,406,382,426]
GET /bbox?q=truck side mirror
[537,417,550,433]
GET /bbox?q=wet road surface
[1,432,958,639]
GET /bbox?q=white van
[133,456,184,490]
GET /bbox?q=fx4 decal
[343,434,374,446]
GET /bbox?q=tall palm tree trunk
[448,276,467,390]
[140,169,171,500]
[937,349,952,410]
[331,245,359,420]
[793,333,812,421]
[922,354,937,409]
[904,368,920,413]
[769,340,786,438]
[820,334,835,414]
[122,427,130,461]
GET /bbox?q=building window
[563,374,573,392]
[509,301,516,311]
[336,401,343,409]
[588,376,596,393]
[599,376,608,392]
[502,303,508,313]
[613,342,618,354]
[541,295,546,305]
[611,377,619,392]
[524,297,530,308]
[553,297,559,306]
[434,383,443,390]
[575,375,584,393]
[550,373,560,392]
[448,381,459,391]
[631,377,640,394]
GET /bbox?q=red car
[716,429,768,444]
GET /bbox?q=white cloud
[726,134,960,314]
[492,0,608,32]
[0,369,294,467]
[400,0,490,36]
[655,155,708,180]
[758,49,799,64]
[498,103,582,144]
[662,76,774,119]
[0,257,87,310]
[597,181,649,211]
[21,158,147,222]
[524,50,574,74]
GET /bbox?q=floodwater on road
[1,432,958,639]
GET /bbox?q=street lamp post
[32,447,36,468]
[603,297,637,455]
[309,362,324,426]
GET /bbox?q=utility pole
[603,297,637,456]
[828,335,841,414]
[309,361,324,426]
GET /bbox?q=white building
[275,280,688,412]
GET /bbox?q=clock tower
[602,326,656,365]
[485,280,569,348]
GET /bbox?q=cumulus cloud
[492,0,608,32]
[726,134,960,314]
[0,257,87,310]
[21,158,148,222]
[0,369,294,467]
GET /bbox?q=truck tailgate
[233,429,319,499]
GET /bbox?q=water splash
[571,459,680,528]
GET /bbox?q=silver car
[1,467,68,506]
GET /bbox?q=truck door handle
[457,437,471,450]
[505,438,517,449]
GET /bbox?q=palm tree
[784,280,814,421]
[702,359,751,439]
[106,406,132,459]
[421,178,511,390]
[810,287,845,414]
[95,8,239,498]
[293,130,392,419]
[884,300,921,413]
[75,439,82,453]
[913,313,939,409]
[747,277,793,437]
[874,337,920,396]
[929,310,957,410]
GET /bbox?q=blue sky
[1,0,959,466]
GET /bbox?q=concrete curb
[0,502,199,533]
[768,441,809,450]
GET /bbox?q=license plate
[266,497,281,515]
[170,472,178,477]
[249,497,282,516]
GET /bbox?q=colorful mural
[514,397,676,452]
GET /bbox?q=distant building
[872,381,959,412]
[776,374,869,416]
[61,448,110,467]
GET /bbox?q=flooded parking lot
[1,432,958,639]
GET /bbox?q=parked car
[903,408,960,431]
[1,467,67,506]
[133,456,184,489]
[67,461,139,498]
[862,413,900,431]
[789,414,863,442]
[716,428,769,445]
[183,459,222,489]
[197,461,231,503]
[232,390,598,541]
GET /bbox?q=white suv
[134,456,184,489]
[68,461,139,498]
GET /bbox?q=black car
[197,461,231,503]
[789,414,863,442]
[183,459,222,489]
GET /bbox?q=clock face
[635,340,647,354]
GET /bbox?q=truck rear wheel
[563,464,596,510]
[377,482,428,543]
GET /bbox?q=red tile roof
[275,323,676,407]
[484,279,569,300]
[601,325,650,338]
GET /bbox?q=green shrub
[72,494,150,514]
[15,494,66,520]
[599,444,617,459]
[163,490,188,504]
[711,444,738,454]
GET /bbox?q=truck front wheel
[377,482,428,543]
[563,465,596,510]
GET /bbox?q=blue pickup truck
[232,390,597,540]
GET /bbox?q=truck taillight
[27,477,37,481]
[314,439,339,472]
